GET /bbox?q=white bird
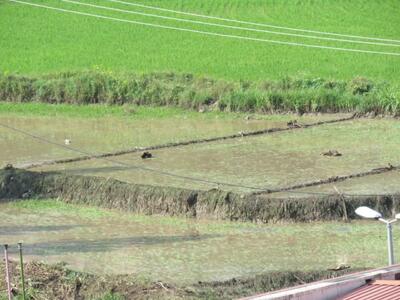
[64,139,71,145]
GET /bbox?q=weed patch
[1,72,399,115]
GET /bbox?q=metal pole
[387,222,395,266]
[4,244,12,300]
[17,243,26,300]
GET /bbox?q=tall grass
[1,71,399,115]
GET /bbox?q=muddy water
[0,115,290,167]
[0,201,395,284]
[35,119,400,193]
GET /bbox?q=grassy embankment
[0,101,323,121]
[1,72,399,115]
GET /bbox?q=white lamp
[355,206,397,266]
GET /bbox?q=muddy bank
[1,168,400,222]
[0,260,362,300]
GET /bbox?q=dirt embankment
[1,168,399,222]
[0,260,362,300]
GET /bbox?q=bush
[348,76,374,95]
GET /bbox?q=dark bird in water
[322,150,342,157]
[327,264,351,271]
[4,163,13,170]
[141,152,153,159]
[287,120,301,128]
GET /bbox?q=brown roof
[339,280,400,300]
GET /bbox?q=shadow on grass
[60,166,135,175]
[22,234,221,255]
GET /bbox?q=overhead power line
[60,0,400,48]
[9,0,400,56]
[105,0,400,44]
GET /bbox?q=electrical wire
[59,0,400,48]
[104,0,400,44]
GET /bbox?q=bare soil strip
[253,163,398,195]
[22,114,355,170]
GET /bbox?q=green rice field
[0,0,399,80]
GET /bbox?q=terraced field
[1,0,399,298]
[28,118,400,194]
[0,104,347,167]
[1,200,397,285]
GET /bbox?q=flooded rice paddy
[0,200,397,284]
[33,119,400,193]
[0,113,342,167]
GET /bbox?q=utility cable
[104,0,400,44]
[60,0,400,48]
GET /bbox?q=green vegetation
[0,101,327,121]
[1,71,400,114]
[0,101,206,119]
[9,199,267,232]
[98,292,125,300]
[0,0,399,81]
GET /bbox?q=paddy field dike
[1,0,400,299]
